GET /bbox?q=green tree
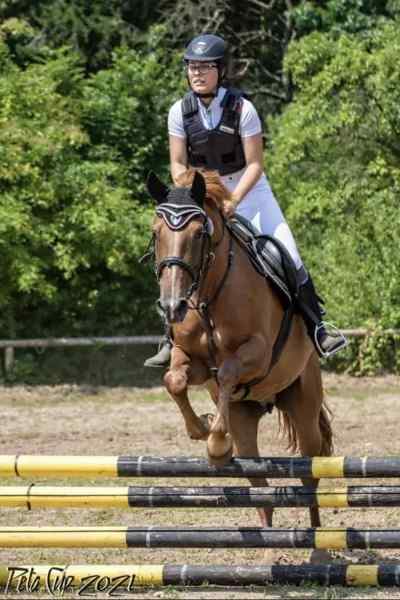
[267,20,400,341]
[292,0,397,36]
[0,0,162,72]
[0,21,176,338]
[80,26,185,194]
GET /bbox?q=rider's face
[187,62,219,95]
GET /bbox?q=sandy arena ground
[0,373,399,599]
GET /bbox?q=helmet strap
[194,90,218,99]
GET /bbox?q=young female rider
[145,33,347,367]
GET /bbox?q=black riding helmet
[184,34,226,63]
[184,34,226,97]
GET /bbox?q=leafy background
[0,0,399,377]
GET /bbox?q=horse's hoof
[188,414,214,441]
[207,433,233,466]
[199,413,214,433]
[309,548,332,564]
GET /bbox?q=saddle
[226,214,299,308]
[225,215,303,402]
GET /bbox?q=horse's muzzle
[157,297,189,323]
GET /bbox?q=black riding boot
[144,329,172,368]
[297,276,347,358]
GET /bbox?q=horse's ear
[191,171,206,207]
[147,171,169,204]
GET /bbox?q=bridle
[153,201,228,304]
[141,193,235,386]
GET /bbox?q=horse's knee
[164,368,188,396]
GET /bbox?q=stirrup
[314,321,348,359]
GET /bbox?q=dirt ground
[0,373,399,599]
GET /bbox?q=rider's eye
[194,230,203,239]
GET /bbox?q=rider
[145,33,347,367]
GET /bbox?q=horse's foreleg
[164,348,210,441]
[206,357,238,463]
[207,336,270,464]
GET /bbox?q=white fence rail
[1,331,399,375]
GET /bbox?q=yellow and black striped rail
[0,527,398,549]
[0,563,399,588]
[0,484,399,509]
[1,455,400,479]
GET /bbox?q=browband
[156,203,213,234]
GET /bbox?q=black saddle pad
[226,215,299,307]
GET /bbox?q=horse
[146,168,333,558]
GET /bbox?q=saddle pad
[227,215,298,306]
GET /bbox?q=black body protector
[182,88,246,176]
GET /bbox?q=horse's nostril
[177,299,188,314]
[157,298,188,323]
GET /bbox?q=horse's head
[147,170,223,323]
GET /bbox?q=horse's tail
[277,354,334,458]
[278,410,298,454]
[318,400,334,456]
[278,397,333,456]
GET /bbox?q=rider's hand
[221,200,238,219]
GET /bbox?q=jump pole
[0,564,400,588]
[1,485,400,509]
[2,455,400,478]
[0,527,399,549]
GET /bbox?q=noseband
[154,202,223,300]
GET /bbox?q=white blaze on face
[170,230,181,301]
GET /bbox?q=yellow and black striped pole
[0,484,398,509]
[0,563,398,589]
[1,455,400,479]
[0,527,397,549]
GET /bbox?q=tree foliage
[0,3,399,374]
[292,0,397,36]
[0,22,182,338]
[266,18,400,372]
[0,0,162,71]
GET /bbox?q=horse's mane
[175,169,232,209]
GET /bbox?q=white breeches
[220,171,304,270]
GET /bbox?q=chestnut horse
[147,168,333,549]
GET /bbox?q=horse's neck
[192,226,228,300]
[196,230,245,301]
[197,229,282,318]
